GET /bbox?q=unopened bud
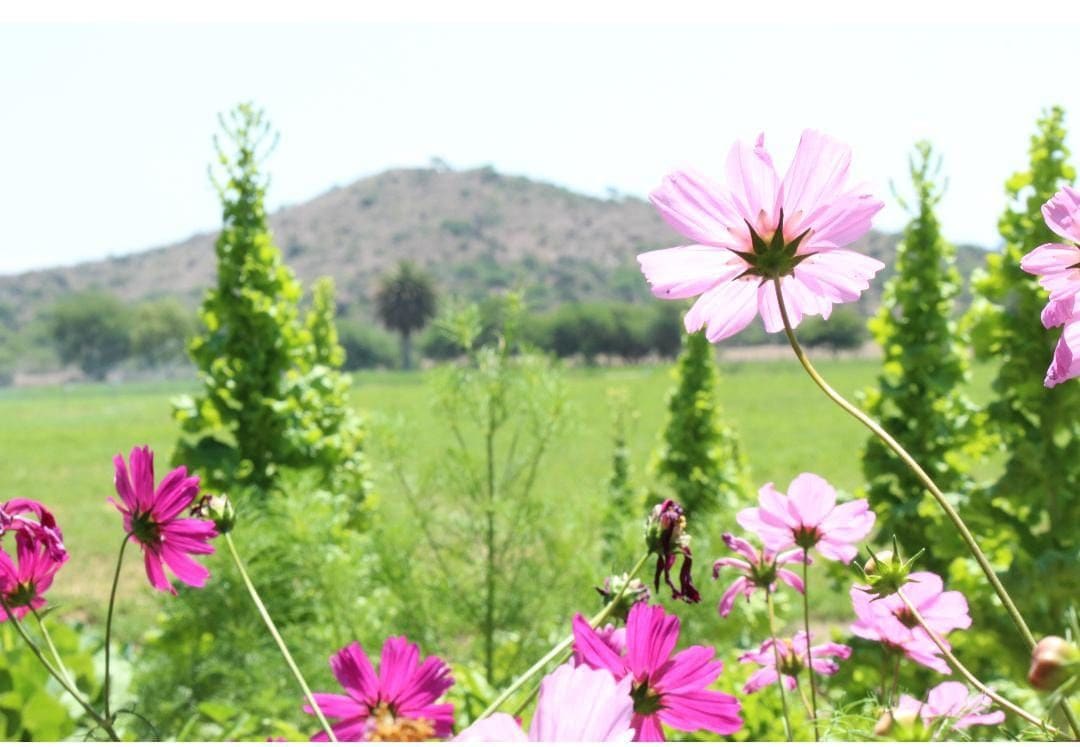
[1028,636,1079,692]
[859,540,923,600]
[595,574,650,621]
[874,707,922,739]
[192,493,236,534]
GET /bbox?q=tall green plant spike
[860,141,981,572]
[651,329,751,518]
[964,106,1080,642]
[173,103,368,504]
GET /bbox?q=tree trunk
[400,330,413,370]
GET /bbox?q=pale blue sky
[1,22,1078,275]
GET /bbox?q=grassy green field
[0,356,996,628]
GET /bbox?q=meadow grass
[0,356,996,631]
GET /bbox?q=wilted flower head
[639,129,884,343]
[712,533,808,617]
[850,572,970,674]
[0,498,66,561]
[1028,635,1079,692]
[896,681,1004,732]
[110,446,217,594]
[573,602,742,740]
[306,636,454,742]
[0,524,67,620]
[645,499,699,603]
[596,573,650,622]
[737,473,874,563]
[1020,185,1080,387]
[454,663,634,742]
[738,632,851,694]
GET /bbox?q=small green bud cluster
[856,538,924,600]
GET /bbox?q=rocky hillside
[0,166,989,323]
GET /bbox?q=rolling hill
[0,165,989,326]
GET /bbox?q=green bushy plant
[45,291,132,380]
[651,329,751,519]
[172,103,368,505]
[965,106,1080,652]
[861,142,983,574]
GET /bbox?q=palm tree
[374,261,437,369]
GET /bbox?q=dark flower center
[131,511,162,547]
[793,525,822,550]
[5,582,35,607]
[630,678,664,715]
[894,607,918,628]
[733,209,814,281]
[367,702,435,742]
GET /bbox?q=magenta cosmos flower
[454,663,635,742]
[1020,185,1080,387]
[306,637,454,742]
[737,473,874,564]
[738,632,851,694]
[712,533,807,617]
[897,681,1004,731]
[0,522,67,620]
[110,446,217,594]
[850,571,971,674]
[573,602,742,741]
[639,129,884,342]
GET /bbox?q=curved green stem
[801,555,819,740]
[478,552,650,720]
[896,589,1067,739]
[224,532,337,742]
[1,599,120,740]
[31,608,75,690]
[765,590,793,740]
[771,279,1032,644]
[103,533,130,722]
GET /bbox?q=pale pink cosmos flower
[850,572,971,674]
[573,602,742,741]
[738,632,851,694]
[897,681,1005,731]
[306,637,454,742]
[0,526,67,620]
[1020,186,1080,387]
[736,473,874,564]
[639,129,885,342]
[454,663,635,742]
[711,533,808,617]
[110,446,217,594]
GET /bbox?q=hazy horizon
[3,22,1077,276]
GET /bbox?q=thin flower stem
[103,533,130,722]
[889,651,901,709]
[1,599,120,741]
[770,279,1034,647]
[771,279,1080,737]
[31,608,75,690]
[801,556,820,740]
[223,532,337,742]
[478,552,650,720]
[895,589,1067,739]
[765,589,793,740]
[796,678,815,719]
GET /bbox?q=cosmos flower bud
[857,539,924,600]
[193,493,236,534]
[595,574,650,621]
[1028,636,1079,692]
[644,500,699,603]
